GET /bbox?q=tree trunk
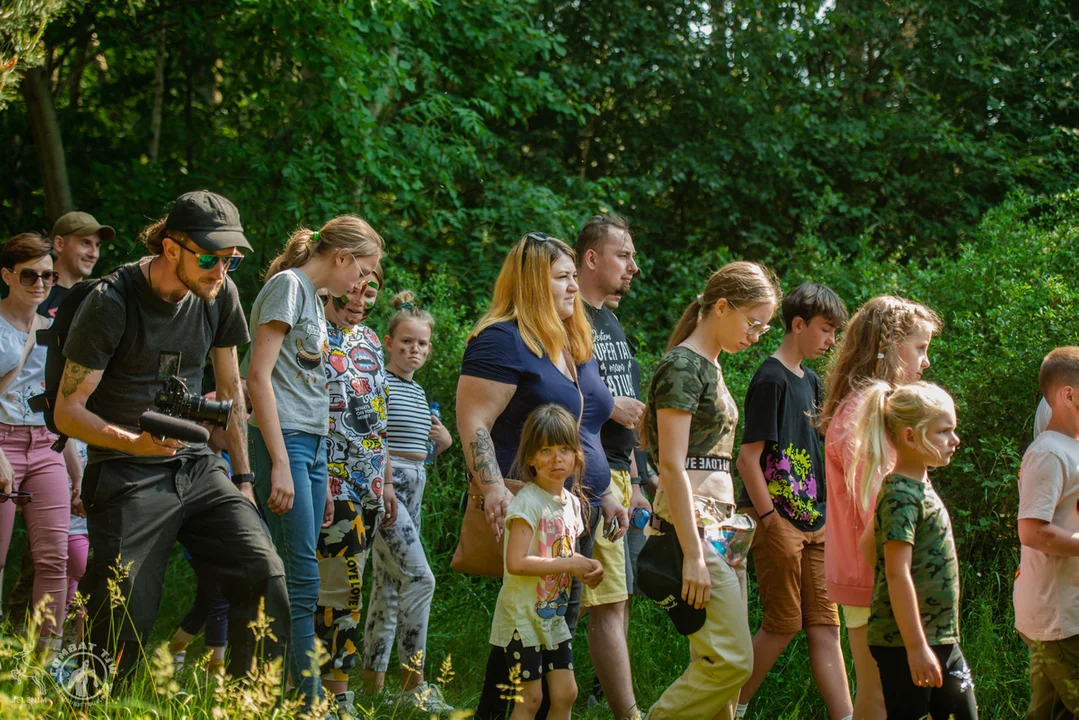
[22,67,73,226]
[149,26,167,163]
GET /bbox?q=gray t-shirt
[246,269,329,436]
[64,261,250,463]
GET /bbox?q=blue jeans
[251,427,327,705]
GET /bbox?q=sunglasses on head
[174,242,244,272]
[0,491,32,506]
[521,231,553,266]
[10,269,60,288]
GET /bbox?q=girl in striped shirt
[363,291,453,712]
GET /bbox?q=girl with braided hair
[819,295,942,719]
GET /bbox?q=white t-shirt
[489,483,584,650]
[0,314,48,426]
[1014,430,1079,641]
[1034,397,1052,439]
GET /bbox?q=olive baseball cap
[165,190,251,252]
[51,211,115,242]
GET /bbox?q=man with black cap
[53,191,289,684]
[41,211,116,318]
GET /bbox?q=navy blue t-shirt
[460,321,614,504]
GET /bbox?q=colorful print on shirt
[535,514,576,620]
[764,441,823,527]
[325,322,388,516]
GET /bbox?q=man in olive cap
[53,191,287,686]
[40,211,116,318]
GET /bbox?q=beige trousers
[648,546,753,720]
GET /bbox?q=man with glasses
[53,191,288,685]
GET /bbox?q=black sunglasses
[0,491,32,506]
[12,269,60,287]
[521,231,553,267]
[174,242,244,272]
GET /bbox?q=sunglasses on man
[11,269,61,288]
[0,491,32,506]
[174,242,244,272]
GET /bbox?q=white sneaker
[333,690,356,719]
[398,682,454,715]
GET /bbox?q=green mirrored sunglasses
[176,243,244,272]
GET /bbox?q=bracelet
[758,508,775,520]
[231,472,255,486]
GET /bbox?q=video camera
[136,352,233,444]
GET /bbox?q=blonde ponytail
[264,215,384,283]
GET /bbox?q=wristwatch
[232,472,255,486]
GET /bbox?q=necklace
[683,339,719,367]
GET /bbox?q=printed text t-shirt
[584,303,637,472]
[738,357,826,531]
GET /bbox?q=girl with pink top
[818,295,941,719]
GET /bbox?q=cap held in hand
[636,529,707,635]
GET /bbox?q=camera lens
[188,396,233,430]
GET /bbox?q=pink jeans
[68,533,88,615]
[0,424,70,638]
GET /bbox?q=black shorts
[498,633,574,682]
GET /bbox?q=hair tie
[311,231,320,243]
[696,293,703,301]
[876,353,885,359]
[399,302,414,310]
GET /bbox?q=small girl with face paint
[490,403,602,720]
[819,295,942,718]
[362,291,454,713]
[848,381,976,720]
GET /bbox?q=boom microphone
[138,411,210,444]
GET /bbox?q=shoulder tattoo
[60,362,93,399]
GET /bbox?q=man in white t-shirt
[1015,347,1079,717]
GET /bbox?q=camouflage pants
[1021,632,1079,719]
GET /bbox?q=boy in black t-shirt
[734,283,853,720]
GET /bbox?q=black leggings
[870,644,978,720]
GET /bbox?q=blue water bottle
[425,402,441,465]
[630,507,651,529]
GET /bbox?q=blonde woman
[457,232,618,719]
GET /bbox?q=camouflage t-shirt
[867,475,961,647]
[647,346,739,463]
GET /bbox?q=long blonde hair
[847,380,954,511]
[640,261,780,451]
[468,232,593,365]
[819,296,942,434]
[264,215,384,282]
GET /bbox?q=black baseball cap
[165,191,251,252]
[636,531,707,636]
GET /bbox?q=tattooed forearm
[469,427,502,486]
[60,362,93,399]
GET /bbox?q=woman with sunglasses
[0,233,82,651]
[246,216,384,708]
[458,231,616,719]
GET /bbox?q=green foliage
[0,0,73,110]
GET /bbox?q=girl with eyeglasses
[246,216,384,707]
[0,233,84,652]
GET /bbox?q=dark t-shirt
[738,357,826,531]
[64,261,250,463]
[38,284,72,319]
[584,303,637,471]
[460,321,614,504]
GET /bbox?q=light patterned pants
[362,456,436,674]
[648,545,753,720]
